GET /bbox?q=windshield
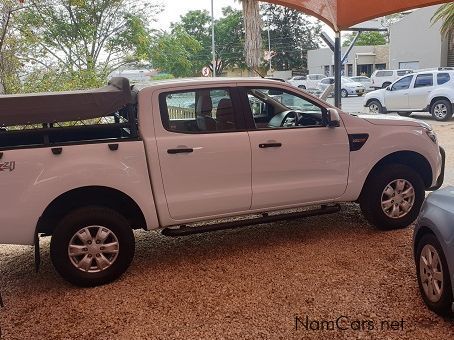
[342,77,354,83]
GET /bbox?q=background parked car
[414,185,454,316]
[364,70,454,121]
[371,69,413,89]
[350,76,375,92]
[289,74,325,89]
[318,77,366,97]
[108,69,154,83]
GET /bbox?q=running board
[161,204,341,237]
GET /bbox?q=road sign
[202,67,211,77]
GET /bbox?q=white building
[307,5,454,77]
[389,5,452,70]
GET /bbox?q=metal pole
[211,0,216,77]
[267,15,272,73]
[334,31,342,109]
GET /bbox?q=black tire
[367,100,383,114]
[430,99,453,121]
[298,85,306,89]
[360,164,425,230]
[416,233,453,316]
[357,93,364,97]
[382,82,391,88]
[341,89,348,98]
[50,206,135,287]
[398,112,412,117]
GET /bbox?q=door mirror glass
[324,108,340,128]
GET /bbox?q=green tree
[342,32,387,47]
[0,0,25,93]
[432,3,454,37]
[262,4,321,71]
[16,0,161,76]
[150,29,202,77]
[172,8,246,76]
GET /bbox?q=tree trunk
[242,0,262,73]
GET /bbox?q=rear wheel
[360,164,424,230]
[367,100,383,114]
[298,85,306,90]
[431,99,453,121]
[416,233,453,316]
[50,206,135,287]
[341,89,348,98]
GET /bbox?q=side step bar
[161,204,341,237]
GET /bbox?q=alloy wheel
[380,179,415,219]
[420,244,444,303]
[68,225,120,273]
[433,103,448,120]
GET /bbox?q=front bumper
[347,88,365,95]
[428,146,445,191]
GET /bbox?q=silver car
[318,77,366,97]
[413,182,454,316]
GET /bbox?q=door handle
[167,148,194,154]
[259,143,282,149]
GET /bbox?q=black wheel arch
[430,96,452,109]
[37,186,147,235]
[413,226,436,259]
[359,151,433,201]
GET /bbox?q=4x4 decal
[0,161,15,172]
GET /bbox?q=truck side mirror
[324,108,341,128]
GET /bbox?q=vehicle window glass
[397,70,412,76]
[377,71,393,77]
[414,74,434,88]
[246,88,324,130]
[437,73,450,85]
[391,75,413,91]
[161,89,239,133]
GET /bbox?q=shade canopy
[263,0,451,31]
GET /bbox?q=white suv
[371,69,413,89]
[289,74,325,89]
[365,71,454,121]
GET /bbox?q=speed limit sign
[202,67,211,77]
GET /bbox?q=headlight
[425,129,437,144]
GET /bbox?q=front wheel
[341,89,348,98]
[360,164,424,230]
[416,233,453,316]
[298,85,306,90]
[50,206,135,287]
[431,99,453,121]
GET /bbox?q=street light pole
[211,0,216,77]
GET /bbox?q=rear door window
[414,74,434,88]
[160,88,242,133]
[376,71,393,77]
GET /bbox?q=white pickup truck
[0,77,445,287]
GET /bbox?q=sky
[154,0,242,31]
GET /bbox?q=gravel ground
[1,119,454,340]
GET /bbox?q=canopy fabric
[264,0,451,31]
[0,77,132,126]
